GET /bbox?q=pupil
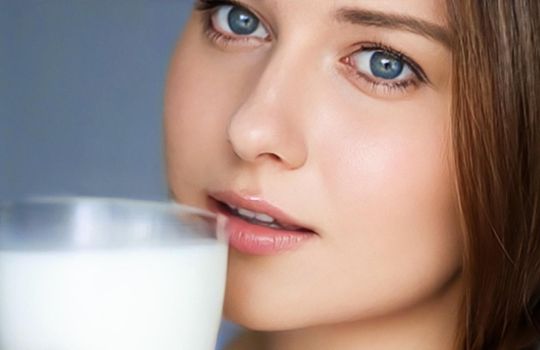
[228,7,259,35]
[370,51,404,79]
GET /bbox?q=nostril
[257,152,282,163]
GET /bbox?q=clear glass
[0,197,228,350]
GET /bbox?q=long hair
[448,0,540,348]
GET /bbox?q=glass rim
[0,196,217,219]
[0,196,226,251]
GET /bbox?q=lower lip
[212,205,316,256]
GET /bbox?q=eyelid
[195,0,242,10]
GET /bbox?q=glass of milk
[0,197,228,350]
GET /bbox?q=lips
[208,191,317,255]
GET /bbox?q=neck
[264,273,462,350]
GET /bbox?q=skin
[164,0,461,349]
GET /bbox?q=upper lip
[208,190,316,233]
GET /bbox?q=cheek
[310,99,461,310]
[320,108,454,233]
[164,29,265,197]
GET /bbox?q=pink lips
[208,191,317,256]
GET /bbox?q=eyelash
[195,0,241,11]
[193,0,428,97]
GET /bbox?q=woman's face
[165,0,461,330]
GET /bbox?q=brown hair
[448,0,540,349]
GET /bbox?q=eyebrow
[334,8,452,49]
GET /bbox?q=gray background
[2,0,185,200]
[2,0,240,347]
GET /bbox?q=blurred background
[2,0,185,200]
[1,0,239,347]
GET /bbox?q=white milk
[0,244,228,350]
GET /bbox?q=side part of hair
[448,0,540,349]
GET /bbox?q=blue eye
[212,5,269,38]
[228,6,259,34]
[370,52,403,79]
[352,50,414,81]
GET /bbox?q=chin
[222,289,345,332]
[223,296,286,331]
[222,295,311,332]
[223,311,300,332]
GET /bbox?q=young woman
[164,0,540,349]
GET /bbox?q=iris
[370,51,404,79]
[227,7,259,35]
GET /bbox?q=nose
[227,49,309,170]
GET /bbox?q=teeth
[226,203,237,210]
[255,213,275,223]
[237,208,256,219]
[231,206,277,224]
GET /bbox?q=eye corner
[338,55,353,67]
